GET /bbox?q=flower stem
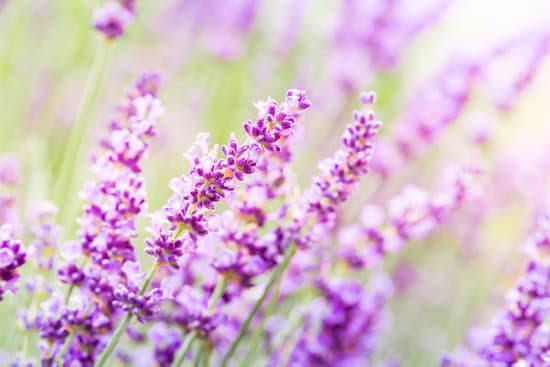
[220,243,296,367]
[241,275,282,366]
[95,310,133,367]
[55,327,77,365]
[173,276,229,367]
[193,344,204,367]
[55,303,93,365]
[54,40,112,232]
[95,262,160,367]
[93,225,184,366]
[175,330,198,367]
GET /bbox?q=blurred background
[1,0,550,364]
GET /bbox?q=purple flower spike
[45,73,163,365]
[0,225,26,301]
[443,212,550,366]
[147,90,311,269]
[93,1,135,39]
[289,276,393,366]
[295,92,382,242]
[29,202,61,272]
[244,89,311,152]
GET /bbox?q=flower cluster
[373,31,550,178]
[294,92,382,245]
[288,276,393,367]
[5,3,550,366]
[147,89,311,271]
[74,71,162,267]
[442,213,550,366]
[210,90,312,286]
[330,0,450,91]
[93,0,137,39]
[38,73,163,365]
[29,202,60,273]
[0,225,26,301]
[338,167,481,269]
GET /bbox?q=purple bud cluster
[74,72,163,267]
[294,93,381,244]
[338,167,481,269]
[244,89,311,152]
[29,202,60,272]
[442,213,550,366]
[0,225,26,301]
[288,277,393,367]
[330,0,450,90]
[37,73,163,365]
[373,31,550,179]
[210,90,312,287]
[146,89,311,271]
[93,0,137,39]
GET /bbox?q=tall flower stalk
[95,89,312,366]
[54,0,139,231]
[442,213,550,366]
[218,91,382,364]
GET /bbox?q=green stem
[94,262,160,367]
[55,303,93,365]
[95,311,133,367]
[55,327,77,365]
[242,275,282,367]
[203,345,212,367]
[85,225,183,365]
[220,244,297,367]
[175,330,198,367]
[174,277,229,367]
[54,40,111,230]
[193,344,204,367]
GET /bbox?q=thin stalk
[74,225,183,365]
[55,327,77,365]
[54,40,112,229]
[220,244,297,367]
[94,262,160,367]
[55,303,93,365]
[203,345,212,367]
[64,257,89,304]
[175,330,198,367]
[193,344,204,367]
[241,275,282,367]
[173,276,229,367]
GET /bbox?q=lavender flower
[93,1,136,39]
[443,213,550,366]
[29,202,60,272]
[70,72,163,268]
[330,0,450,91]
[0,225,26,301]
[288,276,393,367]
[292,92,381,245]
[338,167,481,269]
[211,90,312,287]
[373,32,550,179]
[146,89,311,270]
[149,323,183,366]
[40,73,163,365]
